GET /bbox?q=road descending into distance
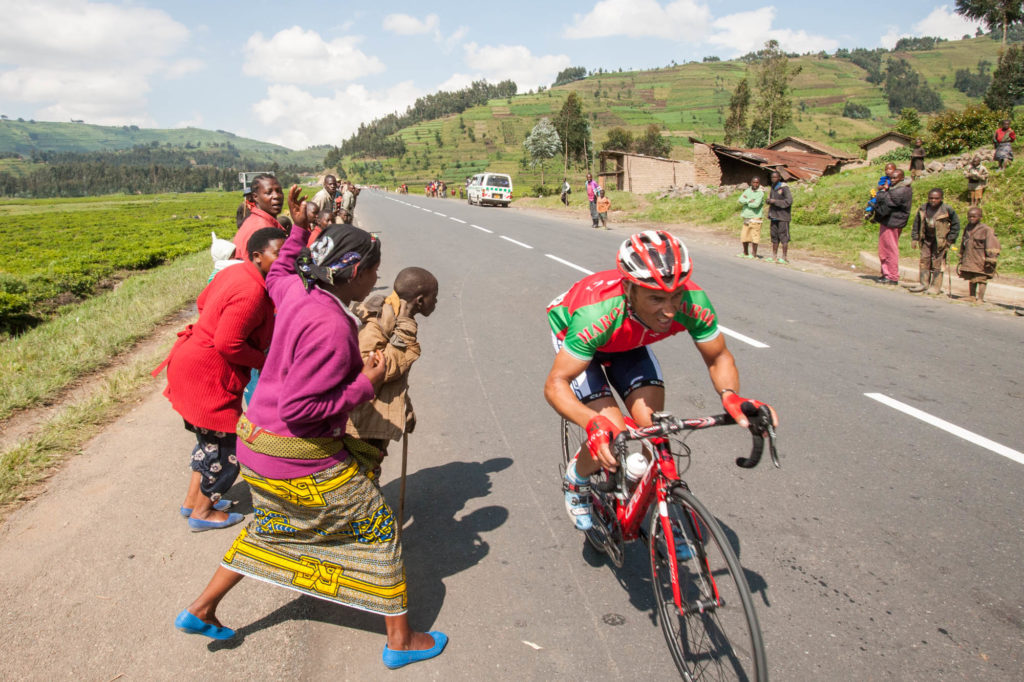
[1,190,1021,680]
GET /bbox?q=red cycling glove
[721,390,768,425]
[585,415,620,462]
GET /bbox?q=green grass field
[0,192,239,332]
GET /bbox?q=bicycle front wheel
[649,487,767,681]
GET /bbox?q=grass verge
[0,250,209,420]
[0,335,173,514]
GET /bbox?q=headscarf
[296,224,380,292]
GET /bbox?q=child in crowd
[737,177,765,259]
[209,232,242,281]
[307,209,335,247]
[958,207,1000,303]
[964,156,989,206]
[595,188,611,229]
[347,267,439,476]
[864,163,896,217]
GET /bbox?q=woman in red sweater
[156,227,286,531]
[232,174,285,256]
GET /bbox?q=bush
[877,147,913,163]
[842,101,872,119]
[532,184,558,197]
[926,104,1004,156]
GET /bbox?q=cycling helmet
[617,230,691,291]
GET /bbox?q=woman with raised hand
[174,186,447,671]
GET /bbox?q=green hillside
[0,119,325,167]
[336,36,1004,191]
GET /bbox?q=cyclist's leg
[607,346,665,429]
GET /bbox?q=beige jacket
[346,294,420,442]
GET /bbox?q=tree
[955,0,1024,48]
[634,124,672,157]
[954,59,994,97]
[884,58,943,114]
[752,40,801,144]
[724,78,751,144]
[842,101,872,119]
[927,103,1005,154]
[895,108,923,136]
[985,44,1024,109]
[602,127,634,152]
[553,66,587,87]
[522,117,561,185]
[552,92,591,172]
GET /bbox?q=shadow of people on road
[208,456,511,650]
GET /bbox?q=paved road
[2,191,1021,680]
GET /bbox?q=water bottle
[624,452,649,494]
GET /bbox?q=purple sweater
[236,223,375,479]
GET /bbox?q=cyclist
[545,230,777,530]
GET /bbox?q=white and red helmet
[616,230,691,292]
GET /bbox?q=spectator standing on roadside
[340,182,357,218]
[560,177,571,206]
[232,174,285,256]
[311,175,338,219]
[964,156,989,206]
[737,177,765,259]
[874,169,913,285]
[909,139,926,180]
[585,172,600,228]
[154,227,285,532]
[994,119,1016,170]
[595,187,611,228]
[765,170,792,264]
[958,207,1000,303]
[347,267,439,465]
[907,188,960,295]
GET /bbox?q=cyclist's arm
[694,334,778,428]
[544,348,598,429]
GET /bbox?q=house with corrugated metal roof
[689,137,846,187]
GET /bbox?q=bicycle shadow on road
[208,456,511,650]
[582,513,772,629]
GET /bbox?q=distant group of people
[425,179,448,198]
[735,170,792,263]
[154,172,448,669]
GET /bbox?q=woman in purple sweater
[174,186,447,670]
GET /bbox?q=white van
[467,172,513,207]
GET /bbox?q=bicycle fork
[657,483,725,616]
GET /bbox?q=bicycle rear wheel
[649,487,767,681]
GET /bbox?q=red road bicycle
[561,405,779,681]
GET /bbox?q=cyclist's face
[629,285,684,332]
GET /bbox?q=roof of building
[598,149,680,162]
[859,131,914,149]
[689,138,844,181]
[766,136,859,160]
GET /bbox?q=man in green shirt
[737,177,766,259]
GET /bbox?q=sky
[0,1,985,150]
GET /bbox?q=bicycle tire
[649,487,767,682]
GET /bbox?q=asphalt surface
[1,191,1021,680]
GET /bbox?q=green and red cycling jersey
[547,270,720,361]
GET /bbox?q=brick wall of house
[865,138,909,161]
[693,143,722,186]
[624,156,695,193]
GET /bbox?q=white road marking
[718,325,770,349]
[545,254,593,275]
[470,224,493,233]
[500,235,533,249]
[521,640,543,650]
[865,393,1024,465]
[434,212,447,217]
[450,217,467,224]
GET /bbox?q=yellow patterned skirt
[222,458,406,615]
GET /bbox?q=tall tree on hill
[523,117,561,185]
[553,92,591,173]
[884,58,943,114]
[634,124,673,157]
[753,41,801,146]
[602,127,635,152]
[955,0,1024,49]
[724,77,751,145]
[985,44,1024,109]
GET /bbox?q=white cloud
[166,58,205,79]
[708,7,838,56]
[914,5,983,39]
[564,0,711,39]
[880,27,911,50]
[462,43,571,91]
[382,13,440,36]
[437,73,477,92]
[252,82,424,149]
[242,26,385,86]
[0,0,189,123]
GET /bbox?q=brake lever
[735,406,781,469]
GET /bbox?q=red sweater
[159,260,275,432]
[232,207,284,257]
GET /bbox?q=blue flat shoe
[382,631,448,669]
[188,512,244,532]
[174,609,236,640]
[179,499,233,517]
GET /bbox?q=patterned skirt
[222,458,406,615]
